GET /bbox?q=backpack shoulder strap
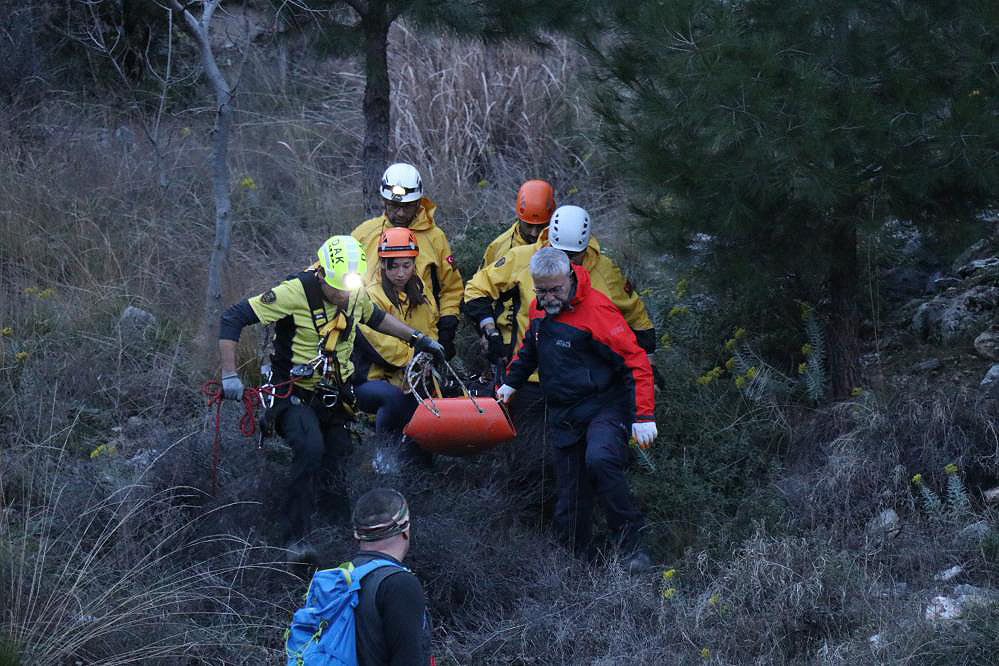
[359,560,406,594]
[297,270,331,334]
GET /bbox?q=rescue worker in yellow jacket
[354,227,439,444]
[351,163,463,360]
[218,236,445,548]
[479,180,557,269]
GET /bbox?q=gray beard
[541,301,565,316]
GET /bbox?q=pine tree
[281,0,584,213]
[586,0,999,397]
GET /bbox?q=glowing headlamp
[391,184,407,197]
[343,272,363,290]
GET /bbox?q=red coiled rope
[201,378,298,495]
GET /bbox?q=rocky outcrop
[974,325,999,360]
[912,240,998,345]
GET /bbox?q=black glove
[486,332,507,365]
[634,328,657,354]
[413,333,446,363]
[437,315,459,360]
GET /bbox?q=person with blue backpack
[286,488,433,666]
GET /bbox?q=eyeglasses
[534,284,567,297]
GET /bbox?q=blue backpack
[285,559,404,666]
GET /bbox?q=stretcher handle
[405,353,485,416]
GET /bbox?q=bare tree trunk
[276,13,289,95]
[361,8,391,216]
[169,0,234,349]
[827,219,861,398]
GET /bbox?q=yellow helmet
[317,236,367,290]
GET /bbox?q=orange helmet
[378,227,419,258]
[515,180,556,225]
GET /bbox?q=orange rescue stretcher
[403,353,516,456]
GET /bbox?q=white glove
[496,384,516,404]
[221,373,245,400]
[631,421,658,449]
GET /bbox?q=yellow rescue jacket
[480,222,530,269]
[464,228,653,354]
[357,276,440,389]
[351,197,463,319]
[480,221,600,269]
[248,273,379,391]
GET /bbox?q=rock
[981,364,999,392]
[867,508,901,540]
[914,358,941,372]
[974,325,999,360]
[929,276,963,293]
[956,256,999,279]
[925,595,963,622]
[868,634,883,651]
[925,586,995,624]
[934,565,963,582]
[952,239,998,273]
[912,285,999,344]
[984,486,999,503]
[118,306,156,339]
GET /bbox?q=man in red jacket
[497,247,657,573]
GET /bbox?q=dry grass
[0,436,296,665]
[2,21,998,666]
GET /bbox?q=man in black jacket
[350,488,432,666]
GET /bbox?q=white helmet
[380,162,423,203]
[548,205,590,252]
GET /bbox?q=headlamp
[391,184,406,197]
[343,272,363,290]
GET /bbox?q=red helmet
[378,227,419,258]
[515,180,556,225]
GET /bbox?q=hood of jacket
[567,262,593,308]
[369,196,438,232]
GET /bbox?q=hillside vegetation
[2,4,998,665]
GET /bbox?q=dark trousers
[273,393,352,542]
[354,380,418,434]
[505,382,554,510]
[550,406,643,556]
[354,379,430,467]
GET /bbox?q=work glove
[413,334,446,364]
[221,373,245,401]
[486,332,507,365]
[496,383,516,404]
[436,315,458,360]
[631,421,658,449]
[634,328,657,354]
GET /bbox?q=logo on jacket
[555,339,571,348]
[261,290,276,304]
